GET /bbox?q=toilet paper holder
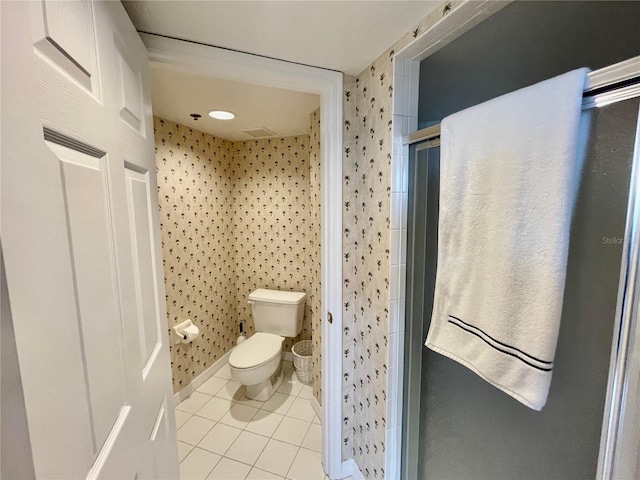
[172,319,200,344]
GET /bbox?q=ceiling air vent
[243,127,277,138]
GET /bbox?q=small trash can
[292,340,313,385]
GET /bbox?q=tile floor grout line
[284,444,302,480]
[178,363,320,480]
[201,451,219,480]
[176,418,217,448]
[225,428,272,470]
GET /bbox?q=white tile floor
[176,361,328,480]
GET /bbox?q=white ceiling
[150,65,320,141]
[128,1,442,141]
[123,1,442,76]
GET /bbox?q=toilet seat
[229,332,283,370]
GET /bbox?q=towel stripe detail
[449,315,553,364]
[447,315,553,372]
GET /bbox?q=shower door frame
[593,80,640,479]
[387,2,640,478]
[402,138,440,480]
[139,34,345,479]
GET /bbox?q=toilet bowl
[229,332,284,401]
[230,288,306,400]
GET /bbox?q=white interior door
[0,1,178,478]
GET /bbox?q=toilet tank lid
[249,289,306,305]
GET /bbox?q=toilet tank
[248,289,306,337]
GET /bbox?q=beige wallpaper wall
[341,2,461,478]
[309,108,322,402]
[232,136,316,353]
[155,117,237,393]
[342,72,357,462]
[155,116,319,394]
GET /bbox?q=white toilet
[229,288,306,401]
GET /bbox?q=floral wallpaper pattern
[341,2,461,477]
[342,73,357,461]
[232,136,316,353]
[309,108,323,402]
[155,117,236,393]
[154,116,319,394]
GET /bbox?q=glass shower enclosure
[402,74,640,478]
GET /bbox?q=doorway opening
[141,33,344,479]
[389,2,638,478]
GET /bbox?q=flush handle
[327,312,333,324]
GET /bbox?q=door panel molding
[124,167,163,378]
[30,0,97,92]
[44,127,105,158]
[1,1,179,477]
[48,139,129,457]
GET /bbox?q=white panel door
[0,1,179,478]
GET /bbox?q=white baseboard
[311,394,322,424]
[341,459,365,480]
[173,350,231,405]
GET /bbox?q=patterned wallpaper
[309,108,322,402]
[155,117,237,393]
[154,116,319,394]
[341,2,461,478]
[232,135,316,353]
[342,73,357,461]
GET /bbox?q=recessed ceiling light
[208,110,235,120]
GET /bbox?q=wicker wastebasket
[292,340,313,385]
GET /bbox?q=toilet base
[245,366,284,401]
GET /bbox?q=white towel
[425,68,590,410]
